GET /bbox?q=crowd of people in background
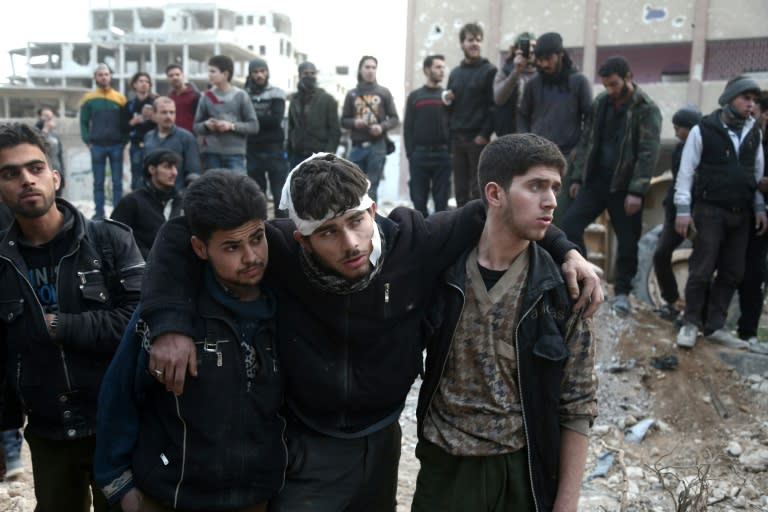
[0,19,765,512]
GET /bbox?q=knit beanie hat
[298,61,317,74]
[718,76,761,106]
[672,106,702,128]
[248,58,268,72]
[534,32,563,58]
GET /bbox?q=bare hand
[120,488,144,512]
[624,194,642,216]
[512,52,526,72]
[757,211,768,236]
[473,135,489,146]
[369,124,383,137]
[562,249,604,318]
[674,215,692,238]
[569,182,581,199]
[44,313,56,335]
[354,118,367,129]
[149,333,197,396]
[442,89,455,104]
[141,104,154,119]
[759,177,768,194]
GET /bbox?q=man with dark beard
[245,58,289,218]
[287,62,341,168]
[563,56,662,317]
[517,32,592,222]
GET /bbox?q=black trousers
[450,138,484,207]
[683,203,751,333]
[737,230,768,339]
[653,200,686,304]
[25,429,118,512]
[562,178,642,296]
[269,419,401,512]
[247,144,289,218]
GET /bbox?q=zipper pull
[384,283,390,304]
[217,351,223,367]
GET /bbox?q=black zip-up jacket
[245,81,287,148]
[0,199,144,440]
[417,243,590,512]
[134,288,285,510]
[693,110,761,209]
[110,182,183,259]
[140,204,577,437]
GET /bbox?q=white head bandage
[279,153,382,265]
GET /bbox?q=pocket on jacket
[77,270,110,303]
[0,298,24,324]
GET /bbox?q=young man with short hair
[403,54,451,216]
[110,149,184,258]
[674,76,767,348]
[143,96,201,190]
[443,22,497,207]
[194,55,259,174]
[140,155,603,511]
[96,169,284,512]
[413,133,597,512]
[165,64,199,133]
[125,71,158,191]
[0,123,143,511]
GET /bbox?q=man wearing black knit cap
[651,106,701,323]
[674,76,767,349]
[245,57,289,217]
[287,62,341,168]
[518,32,592,222]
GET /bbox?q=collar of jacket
[443,242,565,303]
[0,198,86,258]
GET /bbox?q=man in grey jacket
[194,55,259,174]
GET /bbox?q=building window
[260,45,266,56]
[259,16,266,25]
[236,16,243,25]
[280,39,284,56]
[247,15,254,25]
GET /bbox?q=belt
[353,141,373,148]
[413,145,448,152]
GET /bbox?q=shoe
[4,459,23,480]
[656,303,680,322]
[748,339,768,354]
[612,294,631,316]
[705,329,749,349]
[677,322,698,348]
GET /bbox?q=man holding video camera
[492,32,537,137]
[517,32,592,222]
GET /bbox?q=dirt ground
[2,290,768,511]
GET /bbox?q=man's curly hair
[290,154,370,220]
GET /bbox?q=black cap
[298,61,317,74]
[672,106,702,129]
[534,32,563,58]
[143,149,181,176]
[248,58,268,72]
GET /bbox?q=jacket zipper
[615,107,633,181]
[515,294,543,512]
[423,281,465,422]
[173,394,188,507]
[53,243,83,391]
[341,294,350,428]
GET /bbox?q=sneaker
[748,339,768,354]
[677,322,698,348]
[656,303,680,322]
[612,294,631,316]
[705,329,749,349]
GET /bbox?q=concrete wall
[707,0,768,39]
[596,1,695,46]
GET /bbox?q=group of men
[0,106,603,510]
[78,55,346,221]
[404,25,661,320]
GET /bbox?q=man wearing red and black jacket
[165,64,200,134]
[403,55,451,216]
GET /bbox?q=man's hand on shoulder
[757,211,768,236]
[149,333,197,396]
[120,488,144,512]
[562,249,604,318]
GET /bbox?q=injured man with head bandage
[136,152,602,510]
